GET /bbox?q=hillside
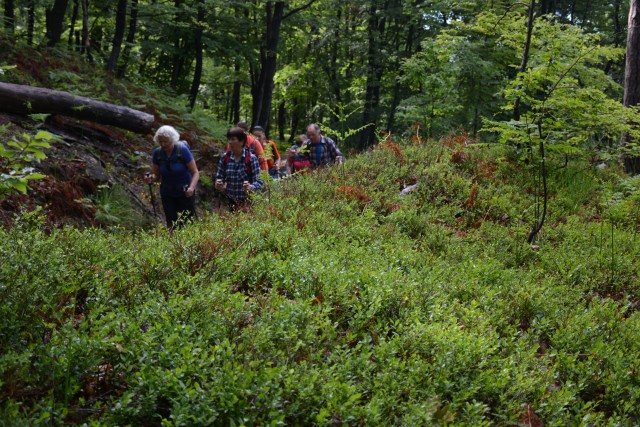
[2,132,640,424]
[0,35,225,228]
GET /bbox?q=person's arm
[185,160,199,197]
[329,139,343,164]
[246,155,264,192]
[215,156,227,192]
[335,144,344,164]
[146,152,162,183]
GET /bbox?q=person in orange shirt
[225,121,268,171]
[252,125,281,179]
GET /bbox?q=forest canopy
[1,0,637,156]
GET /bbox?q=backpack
[156,140,190,167]
[223,149,253,175]
[175,140,189,164]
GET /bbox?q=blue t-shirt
[152,143,194,197]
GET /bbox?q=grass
[1,138,640,425]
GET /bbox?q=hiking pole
[146,173,158,217]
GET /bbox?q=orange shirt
[262,140,280,169]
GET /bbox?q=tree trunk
[170,0,185,91]
[107,0,127,72]
[254,1,285,132]
[4,0,15,35]
[117,0,139,78]
[189,0,205,110]
[605,0,623,75]
[231,61,241,125]
[0,82,154,134]
[621,0,640,174]
[45,0,70,47]
[27,0,35,45]
[513,0,536,121]
[253,0,318,132]
[68,0,78,49]
[81,0,90,59]
[277,100,286,141]
[360,0,387,149]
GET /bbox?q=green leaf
[25,173,47,181]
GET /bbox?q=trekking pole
[146,173,158,217]
[148,183,158,217]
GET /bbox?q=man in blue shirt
[303,123,343,169]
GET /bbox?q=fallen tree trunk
[0,82,154,134]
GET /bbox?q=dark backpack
[156,140,190,168]
[175,140,189,164]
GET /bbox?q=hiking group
[145,121,343,229]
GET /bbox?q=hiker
[146,125,199,229]
[226,121,268,171]
[252,125,281,179]
[215,127,264,209]
[286,134,311,175]
[302,123,343,169]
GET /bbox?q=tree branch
[283,0,318,20]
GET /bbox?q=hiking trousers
[161,194,196,229]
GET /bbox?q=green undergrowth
[2,141,640,425]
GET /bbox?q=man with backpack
[303,123,343,169]
[215,127,264,209]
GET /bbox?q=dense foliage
[0,0,634,150]
[2,137,640,424]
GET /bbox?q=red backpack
[223,150,253,175]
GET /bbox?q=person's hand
[215,179,226,192]
[185,186,195,197]
[243,181,253,193]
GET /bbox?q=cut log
[0,82,154,134]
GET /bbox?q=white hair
[153,125,180,144]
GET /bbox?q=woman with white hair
[145,125,200,229]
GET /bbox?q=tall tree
[80,0,90,59]
[107,0,128,72]
[46,0,70,47]
[360,0,388,149]
[68,0,79,48]
[621,0,640,174]
[513,0,536,121]
[4,0,15,35]
[116,0,139,78]
[170,0,186,90]
[27,0,35,45]
[107,0,127,72]
[189,0,205,110]
[252,0,318,132]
